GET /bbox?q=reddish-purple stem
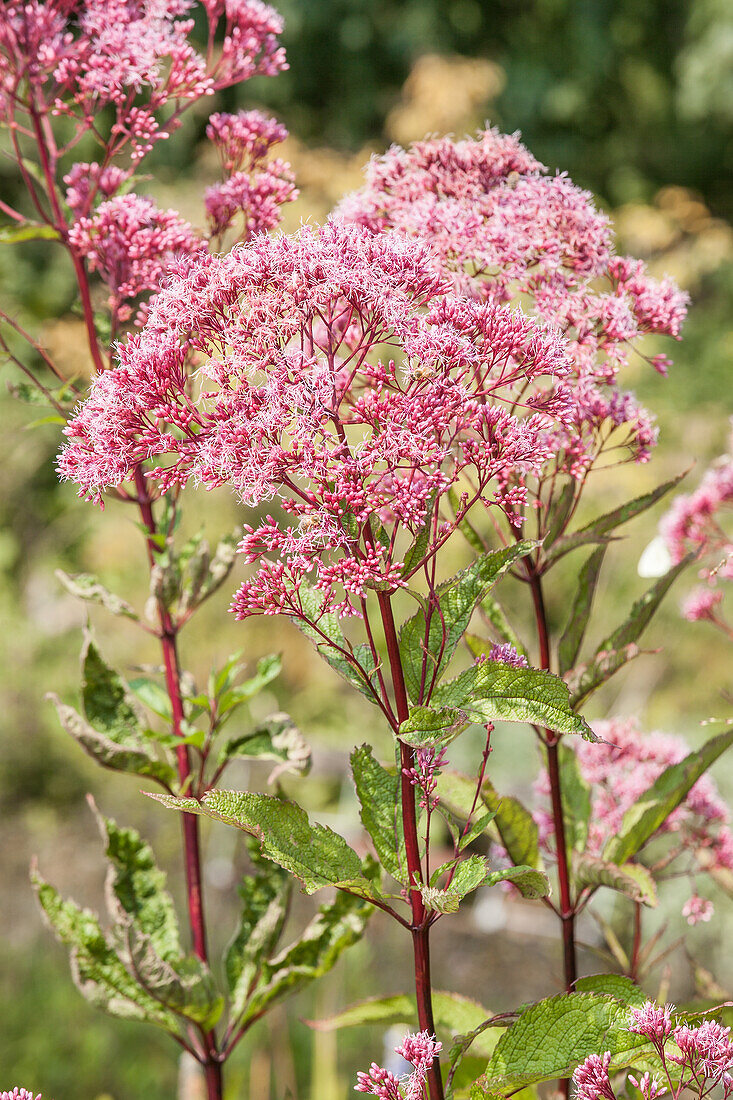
[376,590,444,1100]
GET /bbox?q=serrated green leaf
[573,853,658,907]
[402,661,594,744]
[558,546,607,675]
[573,975,647,1004]
[226,856,290,1020]
[472,992,651,1096]
[239,884,375,1026]
[598,556,692,655]
[351,745,405,881]
[118,928,223,1030]
[82,634,144,736]
[0,222,61,243]
[32,869,178,1031]
[544,472,688,567]
[399,543,535,703]
[217,712,310,782]
[56,570,139,620]
[92,802,181,961]
[149,790,375,897]
[603,727,733,865]
[422,854,490,912]
[557,743,592,853]
[485,865,550,899]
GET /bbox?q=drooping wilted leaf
[572,852,658,907]
[56,570,139,620]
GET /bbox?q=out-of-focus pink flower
[681,893,714,925]
[0,1090,43,1100]
[682,586,723,622]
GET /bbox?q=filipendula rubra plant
[0,4,376,1098]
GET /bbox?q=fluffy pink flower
[68,194,203,318]
[682,586,723,622]
[60,221,571,621]
[207,108,288,172]
[338,128,687,481]
[205,161,296,238]
[356,1032,442,1100]
[628,1001,675,1044]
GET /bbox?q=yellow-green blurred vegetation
[1,1,733,1096]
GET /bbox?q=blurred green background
[1,0,733,1096]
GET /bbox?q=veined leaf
[421,855,489,913]
[217,654,282,716]
[604,727,733,865]
[239,884,375,1026]
[149,789,375,897]
[485,865,550,899]
[573,852,658,907]
[472,991,651,1096]
[558,546,607,675]
[480,778,543,871]
[117,927,223,1030]
[32,869,178,1031]
[402,661,594,744]
[351,745,405,881]
[399,542,535,703]
[127,676,173,722]
[574,974,647,1004]
[92,801,181,961]
[544,472,688,567]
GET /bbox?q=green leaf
[401,494,438,577]
[557,743,592,853]
[565,644,644,708]
[399,542,535,703]
[351,745,405,881]
[82,633,145,736]
[402,661,595,744]
[217,713,310,782]
[476,591,528,660]
[598,557,693,655]
[472,992,651,1096]
[218,654,282,716]
[309,988,495,1050]
[484,865,550,899]
[226,854,291,1020]
[574,975,647,1004]
[293,581,381,703]
[48,695,176,786]
[480,779,543,870]
[421,854,490,913]
[92,801,181,960]
[0,222,61,243]
[149,789,376,897]
[558,546,607,675]
[128,676,173,722]
[545,471,688,567]
[117,928,223,1029]
[240,884,375,1026]
[56,570,139,620]
[32,868,178,1031]
[573,853,658,907]
[604,726,733,865]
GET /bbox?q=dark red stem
[134,471,222,1100]
[528,565,576,1100]
[377,591,444,1100]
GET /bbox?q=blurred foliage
[2,1,733,1095]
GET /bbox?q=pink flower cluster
[205,109,297,239]
[574,1002,733,1100]
[338,129,688,479]
[355,1031,442,1100]
[60,220,572,619]
[403,745,448,811]
[68,194,204,321]
[534,717,733,920]
[662,424,733,631]
[0,1091,42,1100]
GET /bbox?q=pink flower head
[682,586,723,623]
[207,108,289,173]
[60,221,571,621]
[337,128,687,482]
[672,1020,733,1082]
[488,643,528,668]
[0,1091,42,1100]
[628,1002,675,1044]
[403,745,448,810]
[68,194,204,318]
[681,893,714,925]
[534,718,733,920]
[572,1051,615,1100]
[356,1031,442,1100]
[204,160,296,239]
[63,161,131,216]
